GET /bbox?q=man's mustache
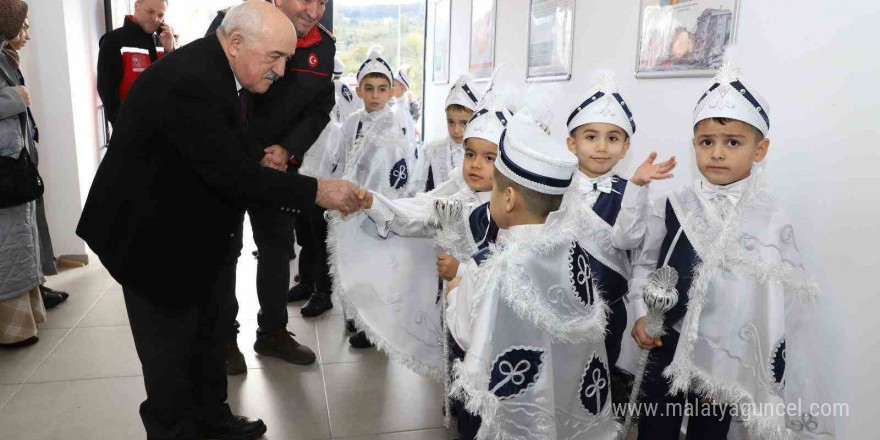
[263,70,280,82]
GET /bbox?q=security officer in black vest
[207,0,337,374]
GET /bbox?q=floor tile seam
[315,320,336,439]
[19,289,112,385]
[0,383,23,413]
[330,426,449,439]
[20,373,144,386]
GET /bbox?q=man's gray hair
[217,2,264,43]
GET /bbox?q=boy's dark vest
[588,177,630,305]
[656,199,702,327]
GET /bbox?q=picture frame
[635,0,740,78]
[526,0,575,83]
[432,0,452,84]
[468,0,497,81]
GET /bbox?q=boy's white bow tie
[580,176,618,195]
[701,181,742,206]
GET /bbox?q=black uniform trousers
[293,206,332,294]
[448,331,481,440]
[218,206,296,340]
[122,263,235,440]
[637,329,733,440]
[605,298,628,369]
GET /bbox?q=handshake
[315,180,374,215]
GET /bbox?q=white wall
[424,1,879,437]
[20,0,106,259]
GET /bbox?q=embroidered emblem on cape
[770,337,786,392]
[579,353,609,415]
[569,242,595,307]
[341,84,353,102]
[488,346,545,400]
[308,52,319,68]
[389,158,409,190]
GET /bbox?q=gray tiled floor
[0,223,456,440]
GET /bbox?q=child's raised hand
[437,254,460,281]
[632,316,663,350]
[630,152,677,186]
[356,188,373,210]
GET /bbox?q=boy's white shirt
[417,136,465,189]
[446,208,619,439]
[340,106,416,199]
[392,96,419,149]
[299,116,344,180]
[334,79,363,123]
[566,169,650,251]
[628,175,750,325]
[628,167,836,439]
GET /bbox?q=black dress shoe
[222,339,247,375]
[40,288,67,310]
[198,414,266,440]
[287,283,314,303]
[300,291,332,317]
[40,285,69,300]
[254,330,316,365]
[0,336,39,348]
[349,331,374,349]
[345,319,357,333]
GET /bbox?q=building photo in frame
[636,0,740,78]
[527,0,575,82]
[433,0,452,84]
[469,0,497,80]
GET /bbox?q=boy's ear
[504,186,516,214]
[566,136,577,155]
[754,137,770,163]
[355,86,363,99]
[620,138,632,159]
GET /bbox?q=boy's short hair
[493,169,563,218]
[360,72,392,86]
[446,104,473,114]
[694,117,764,140]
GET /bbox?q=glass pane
[334,0,427,136]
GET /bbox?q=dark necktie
[238,89,249,125]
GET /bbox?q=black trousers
[219,207,295,339]
[293,206,332,294]
[605,299,628,369]
[448,331,481,440]
[637,330,733,440]
[123,269,233,440]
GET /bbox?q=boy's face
[693,119,770,185]
[392,79,408,99]
[462,137,497,192]
[566,123,631,178]
[356,77,393,112]
[446,108,473,144]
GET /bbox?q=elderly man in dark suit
[76,3,358,439]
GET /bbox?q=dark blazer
[77,34,318,303]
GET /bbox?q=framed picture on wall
[469,0,497,81]
[527,0,575,82]
[636,0,740,78]
[433,0,452,84]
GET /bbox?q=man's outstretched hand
[316,179,360,215]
